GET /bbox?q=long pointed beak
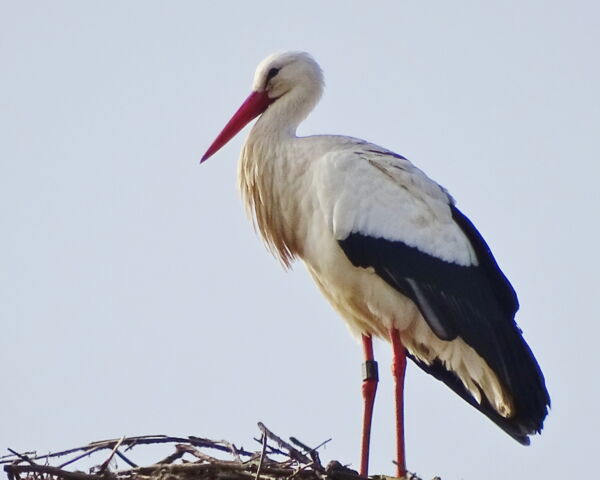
[201,90,273,163]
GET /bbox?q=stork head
[252,51,324,102]
[201,51,324,162]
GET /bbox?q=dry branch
[1,424,432,480]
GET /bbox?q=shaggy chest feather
[238,138,308,268]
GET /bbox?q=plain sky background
[1,1,599,479]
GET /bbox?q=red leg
[390,328,407,478]
[360,334,378,477]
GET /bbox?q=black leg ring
[362,360,379,381]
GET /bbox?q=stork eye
[266,67,280,82]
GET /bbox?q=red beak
[201,90,273,163]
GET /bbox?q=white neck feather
[253,83,322,139]
[238,54,325,266]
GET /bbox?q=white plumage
[242,133,508,406]
[202,51,549,477]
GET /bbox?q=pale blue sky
[1,1,599,479]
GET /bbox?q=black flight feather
[338,205,550,443]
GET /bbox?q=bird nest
[1,423,431,480]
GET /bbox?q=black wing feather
[338,205,549,443]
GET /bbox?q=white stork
[201,51,550,478]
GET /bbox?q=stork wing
[319,145,549,440]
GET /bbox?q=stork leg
[390,328,407,478]
[360,334,378,477]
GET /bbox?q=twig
[241,452,261,466]
[252,437,287,457]
[187,436,254,458]
[254,434,268,480]
[1,425,432,480]
[6,450,37,466]
[172,444,214,463]
[58,446,104,469]
[114,450,137,468]
[217,440,242,463]
[97,436,125,474]
[4,464,104,480]
[289,437,329,473]
[0,452,35,462]
[257,423,311,465]
[156,448,185,466]
[0,435,255,466]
